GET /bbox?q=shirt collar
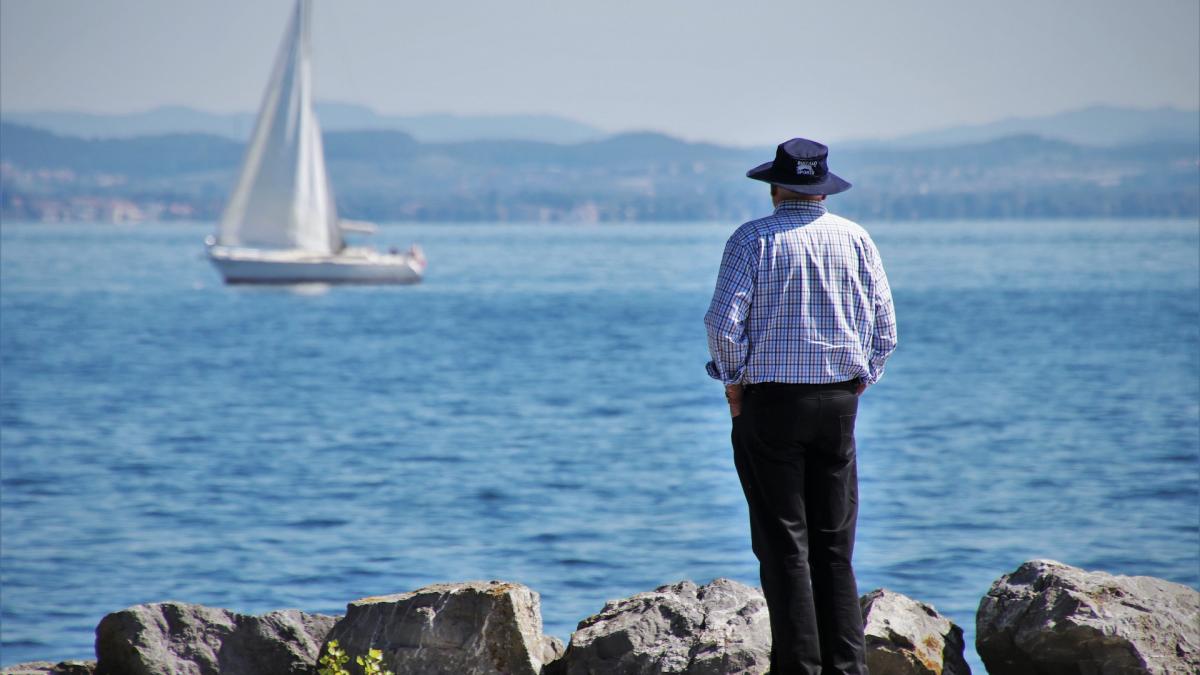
[774,199,828,216]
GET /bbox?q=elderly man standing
[704,138,897,675]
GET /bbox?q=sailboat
[206,0,425,284]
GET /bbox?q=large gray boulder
[976,559,1200,675]
[94,602,338,675]
[860,589,970,675]
[548,578,771,675]
[320,580,564,675]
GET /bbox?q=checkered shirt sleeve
[867,238,898,384]
[703,236,757,384]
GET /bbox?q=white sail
[217,0,342,254]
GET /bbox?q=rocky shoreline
[5,560,1197,675]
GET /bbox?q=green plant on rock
[318,640,349,675]
[318,639,394,675]
[357,646,393,675]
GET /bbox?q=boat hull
[208,246,424,285]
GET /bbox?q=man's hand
[855,379,868,395]
[725,384,744,418]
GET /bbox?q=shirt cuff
[706,360,744,385]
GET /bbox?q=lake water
[2,219,1198,672]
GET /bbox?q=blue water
[2,220,1198,673]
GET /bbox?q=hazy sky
[2,0,1197,145]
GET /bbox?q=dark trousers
[732,380,867,675]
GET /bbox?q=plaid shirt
[704,200,897,385]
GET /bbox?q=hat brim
[746,160,852,195]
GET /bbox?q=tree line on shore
[1,121,1196,224]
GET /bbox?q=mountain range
[2,104,1196,147]
[0,103,607,145]
[876,105,1198,148]
[1,109,1196,223]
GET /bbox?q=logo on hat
[796,160,817,176]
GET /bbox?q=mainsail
[217,0,343,254]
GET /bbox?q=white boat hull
[208,245,425,285]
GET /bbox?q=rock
[1,662,95,675]
[549,578,771,675]
[214,609,339,674]
[94,602,338,675]
[860,589,970,675]
[0,663,54,675]
[976,559,1200,675]
[320,580,564,675]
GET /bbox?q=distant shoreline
[2,120,1196,225]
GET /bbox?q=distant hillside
[5,103,1197,149]
[314,104,606,144]
[0,103,607,144]
[1,121,1196,223]
[884,105,1199,148]
[0,123,243,176]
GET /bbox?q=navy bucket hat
[747,138,851,195]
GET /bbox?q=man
[704,138,897,675]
